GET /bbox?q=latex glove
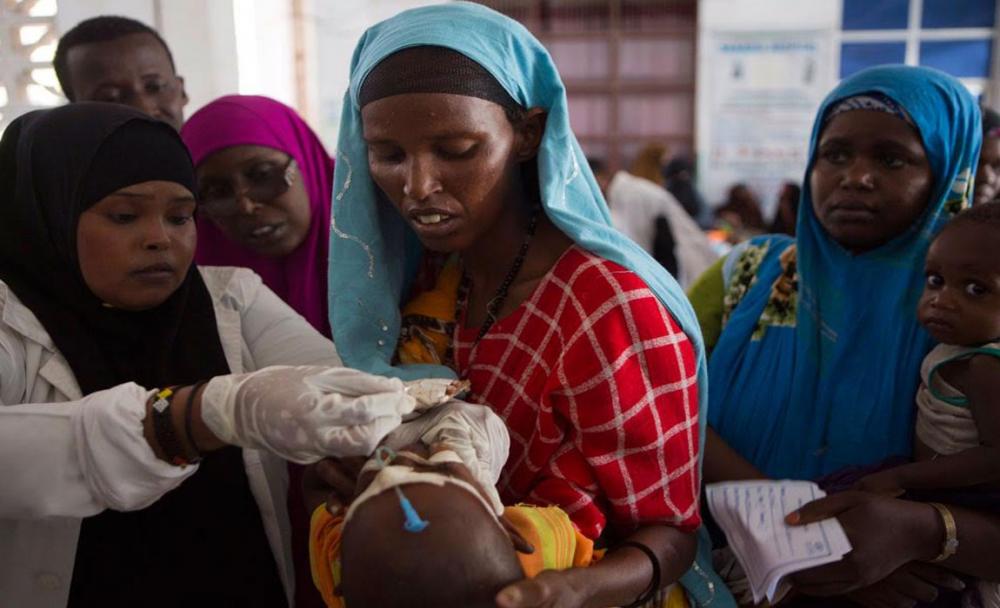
[200,366,416,463]
[404,378,471,411]
[378,399,510,494]
[417,401,509,491]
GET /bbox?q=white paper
[706,480,852,604]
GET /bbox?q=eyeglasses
[198,157,298,218]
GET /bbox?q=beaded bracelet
[183,380,210,460]
[151,386,194,467]
[618,540,661,608]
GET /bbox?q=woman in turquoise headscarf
[324,3,731,607]
[691,66,1000,603]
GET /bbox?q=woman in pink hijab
[182,95,334,608]
[182,95,333,336]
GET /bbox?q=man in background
[54,16,188,130]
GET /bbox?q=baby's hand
[852,471,905,496]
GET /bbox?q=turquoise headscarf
[327,2,729,604]
[708,66,981,480]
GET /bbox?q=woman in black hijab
[0,105,229,395]
[0,104,412,608]
[0,102,290,606]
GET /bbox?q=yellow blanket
[396,255,461,365]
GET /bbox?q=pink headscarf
[181,95,333,336]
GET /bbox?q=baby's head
[339,456,523,607]
[918,202,1000,345]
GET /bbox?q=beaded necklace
[454,207,540,362]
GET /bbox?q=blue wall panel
[920,39,993,77]
[841,42,908,78]
[922,0,995,29]
[843,0,910,30]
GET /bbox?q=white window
[0,0,62,132]
[840,0,996,96]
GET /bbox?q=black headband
[80,119,197,211]
[359,46,523,115]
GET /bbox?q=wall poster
[700,31,836,217]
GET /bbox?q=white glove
[381,399,510,491]
[418,401,510,490]
[200,366,416,463]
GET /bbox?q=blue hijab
[708,66,981,479]
[326,3,729,604]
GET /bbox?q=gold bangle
[927,502,958,563]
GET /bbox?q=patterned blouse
[453,246,701,539]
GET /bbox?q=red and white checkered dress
[453,246,701,540]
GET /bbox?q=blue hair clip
[395,487,430,532]
[374,446,430,533]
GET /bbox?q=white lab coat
[0,267,340,608]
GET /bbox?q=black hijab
[0,103,229,394]
[663,156,707,222]
[358,45,523,114]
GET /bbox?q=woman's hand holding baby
[495,570,588,608]
[302,457,369,515]
[198,366,417,463]
[787,491,942,596]
[852,470,906,496]
[846,563,966,608]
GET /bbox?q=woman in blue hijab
[703,66,979,480]
[692,66,1000,602]
[326,2,731,607]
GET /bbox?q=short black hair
[663,156,694,179]
[945,201,1000,231]
[340,484,523,608]
[54,16,176,101]
[938,203,1000,247]
[983,105,1000,136]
